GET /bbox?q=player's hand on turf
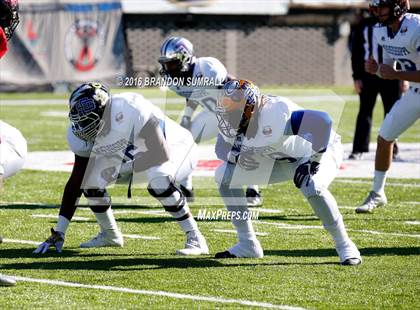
[293,161,320,188]
[101,166,119,183]
[180,116,192,130]
[365,57,378,75]
[33,228,65,254]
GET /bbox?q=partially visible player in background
[0,0,20,287]
[356,0,420,213]
[213,80,361,265]
[34,83,208,256]
[158,37,263,207]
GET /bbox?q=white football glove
[33,228,65,254]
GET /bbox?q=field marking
[335,179,420,188]
[338,206,356,210]
[249,208,283,214]
[2,238,40,245]
[212,229,269,236]
[113,210,169,216]
[405,221,420,225]
[256,221,420,238]
[404,201,420,205]
[31,214,89,221]
[11,276,305,310]
[122,234,161,240]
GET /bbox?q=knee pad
[83,189,111,213]
[147,176,185,212]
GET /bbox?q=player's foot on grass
[176,230,208,255]
[80,230,124,248]
[0,274,16,286]
[246,188,263,207]
[356,191,387,214]
[336,240,362,266]
[180,185,195,203]
[216,239,263,258]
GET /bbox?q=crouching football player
[34,83,208,255]
[213,80,362,265]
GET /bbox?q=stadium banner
[122,0,289,15]
[0,1,125,91]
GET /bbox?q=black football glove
[293,161,320,188]
[33,228,65,254]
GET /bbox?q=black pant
[352,74,401,154]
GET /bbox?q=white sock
[232,218,257,243]
[180,174,193,190]
[373,170,388,195]
[247,185,259,191]
[55,215,70,234]
[94,208,119,232]
[178,216,198,233]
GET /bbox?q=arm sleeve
[290,110,332,153]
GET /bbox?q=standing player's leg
[379,79,402,159]
[350,75,379,159]
[356,90,420,213]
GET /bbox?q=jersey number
[397,58,417,71]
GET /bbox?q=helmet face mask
[216,80,261,138]
[0,0,20,41]
[159,37,194,78]
[69,83,110,143]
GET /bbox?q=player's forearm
[133,148,170,172]
[59,179,83,221]
[395,70,420,83]
[184,99,198,118]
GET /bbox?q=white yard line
[2,238,40,245]
[335,179,420,188]
[122,234,161,240]
[256,221,420,238]
[405,221,420,225]
[212,229,269,236]
[404,201,420,205]
[10,276,305,310]
[31,214,89,221]
[113,210,170,216]
[338,206,357,210]
[249,208,283,214]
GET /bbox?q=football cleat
[180,185,195,203]
[0,274,16,286]
[80,230,124,248]
[355,191,387,214]
[216,239,263,258]
[348,152,364,160]
[246,187,263,207]
[176,230,208,255]
[336,240,362,266]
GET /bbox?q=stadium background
[1,0,420,90]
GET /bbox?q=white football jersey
[67,93,193,162]
[373,13,420,88]
[169,57,228,112]
[221,95,339,164]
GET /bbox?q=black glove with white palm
[33,228,65,254]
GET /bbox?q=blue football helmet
[159,36,194,78]
[69,82,111,142]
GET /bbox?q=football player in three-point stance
[213,80,362,265]
[356,0,420,213]
[158,36,263,206]
[0,0,21,287]
[34,83,208,256]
